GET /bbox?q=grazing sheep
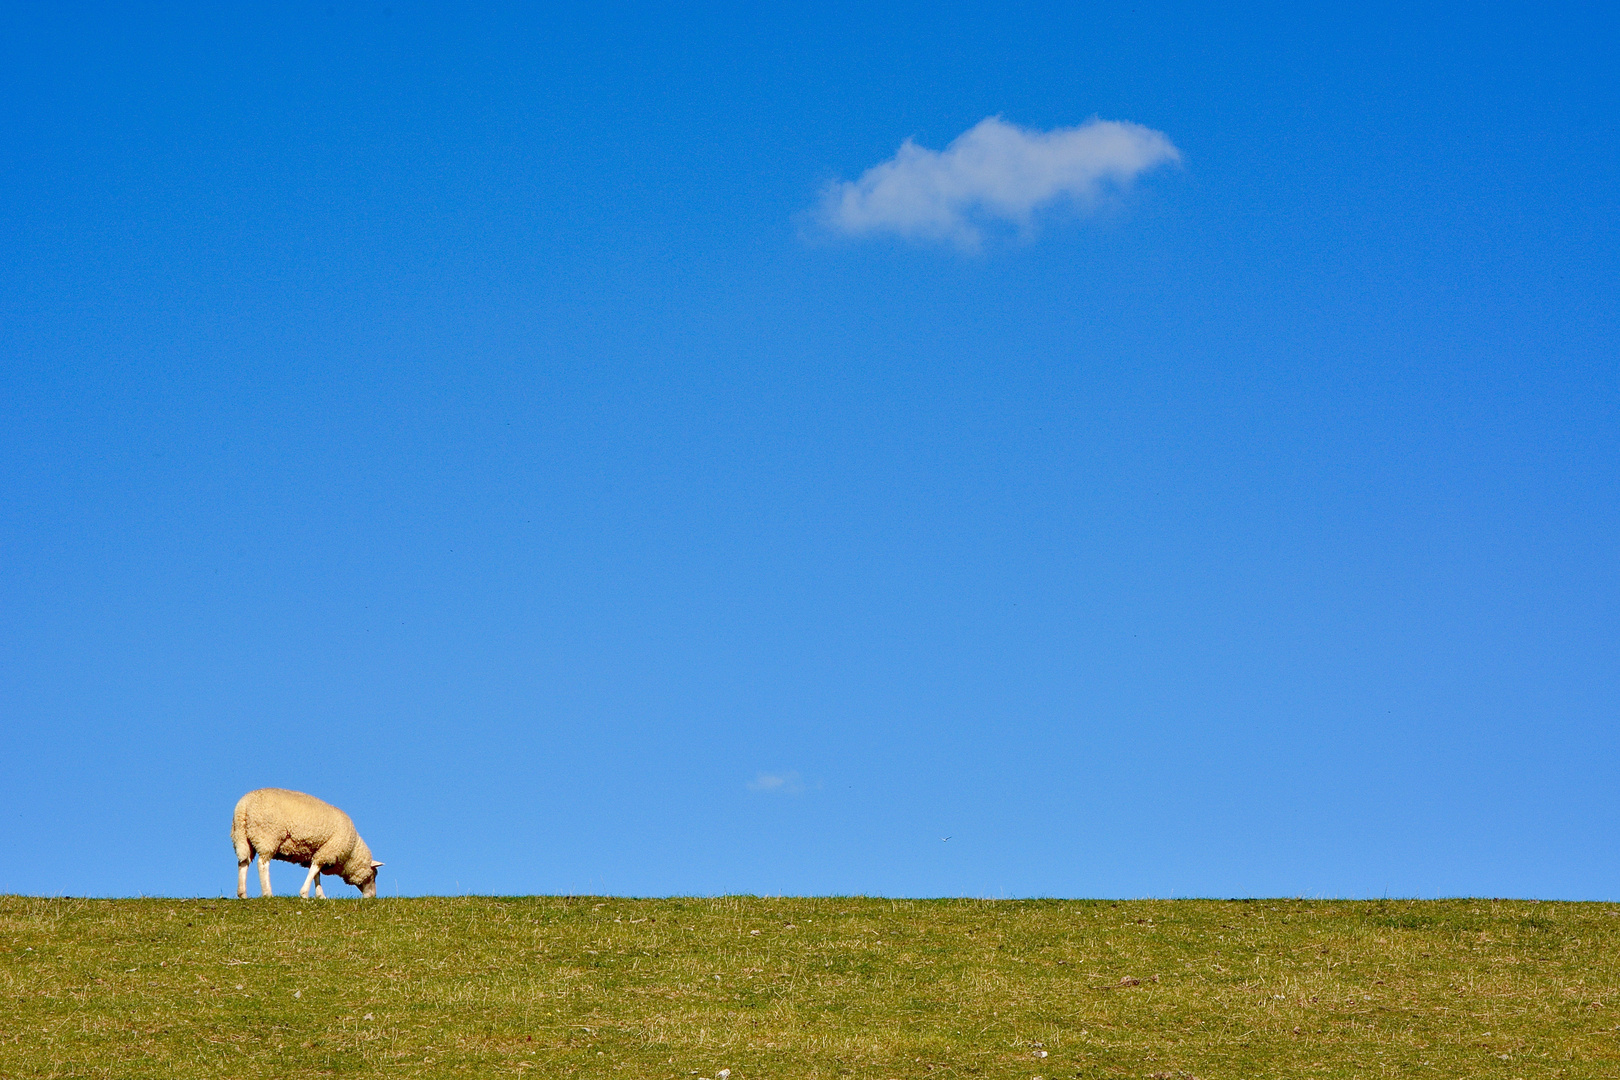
[231,788,383,899]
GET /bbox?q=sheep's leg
[314,873,327,900]
[237,857,250,900]
[299,862,321,900]
[258,854,274,898]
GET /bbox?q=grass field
[3,895,1619,1078]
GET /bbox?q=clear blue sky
[2,1,1617,900]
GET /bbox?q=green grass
[4,896,1619,1078]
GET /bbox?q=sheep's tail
[231,795,253,862]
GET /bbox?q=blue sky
[2,1,1617,899]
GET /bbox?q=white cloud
[747,771,806,795]
[816,116,1180,247]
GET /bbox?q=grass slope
[3,896,1619,1078]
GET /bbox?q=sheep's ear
[371,861,385,869]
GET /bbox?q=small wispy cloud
[815,115,1180,248]
[747,771,807,795]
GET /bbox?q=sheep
[231,788,383,899]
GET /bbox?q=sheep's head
[360,860,384,898]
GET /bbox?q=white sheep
[231,788,383,899]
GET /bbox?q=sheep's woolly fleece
[232,788,381,898]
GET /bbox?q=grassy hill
[3,895,1618,1078]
